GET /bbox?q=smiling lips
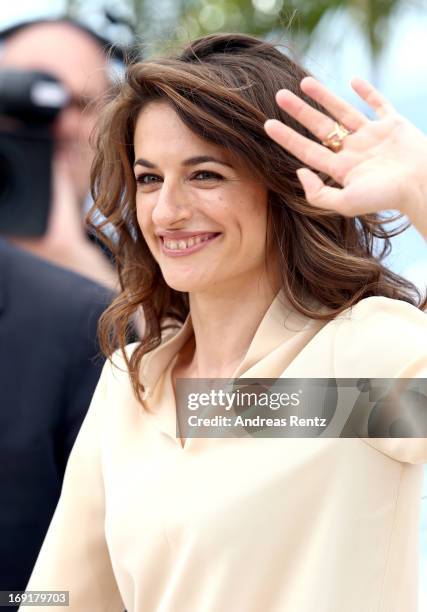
[159,232,221,256]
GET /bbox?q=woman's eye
[135,174,162,185]
[193,171,223,181]
[134,171,223,188]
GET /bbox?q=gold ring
[322,122,352,152]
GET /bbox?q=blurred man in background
[0,19,123,604]
[0,19,117,288]
[0,237,113,603]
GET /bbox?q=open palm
[264,77,427,237]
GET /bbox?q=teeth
[163,234,216,251]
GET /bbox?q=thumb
[296,168,344,213]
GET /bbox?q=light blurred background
[1,0,426,606]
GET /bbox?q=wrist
[403,182,427,240]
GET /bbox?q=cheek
[135,203,143,232]
[248,188,269,228]
[136,201,151,240]
[235,191,269,240]
[136,203,160,262]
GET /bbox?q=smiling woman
[22,32,427,612]
[133,100,272,295]
[89,33,426,401]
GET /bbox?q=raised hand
[264,77,427,240]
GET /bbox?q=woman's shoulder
[341,294,426,320]
[333,297,427,464]
[332,296,427,378]
[335,295,427,339]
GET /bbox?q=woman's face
[134,101,275,294]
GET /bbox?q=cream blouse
[23,293,427,612]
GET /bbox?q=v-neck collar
[140,290,328,450]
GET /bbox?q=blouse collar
[138,290,324,400]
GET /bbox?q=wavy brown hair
[88,32,426,402]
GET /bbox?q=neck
[183,273,281,379]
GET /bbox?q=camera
[0,69,69,236]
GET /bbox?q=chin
[161,271,210,294]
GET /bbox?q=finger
[275,89,338,142]
[299,76,368,132]
[296,168,347,213]
[350,77,395,118]
[264,119,336,178]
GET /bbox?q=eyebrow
[133,155,234,169]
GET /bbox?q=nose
[151,180,192,228]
